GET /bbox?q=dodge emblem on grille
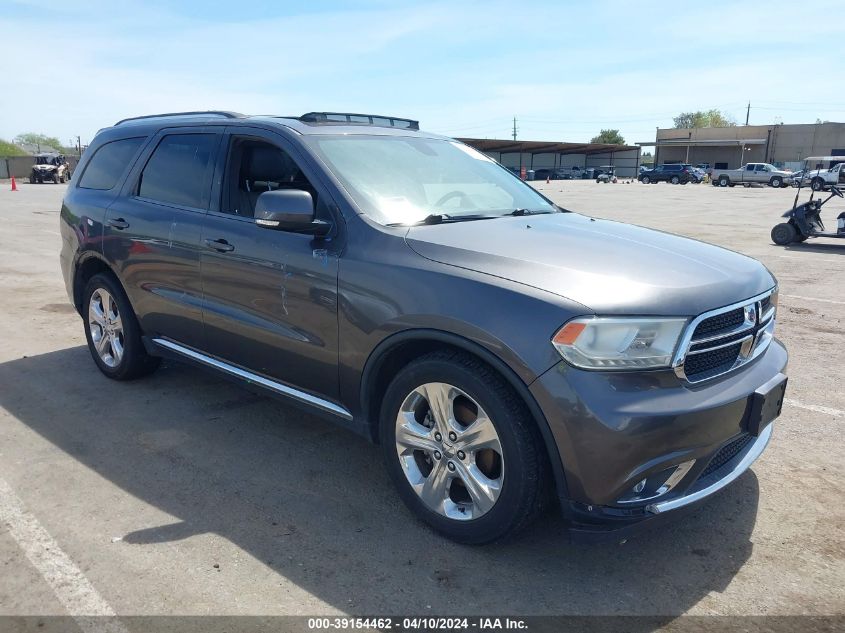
[745,304,757,325]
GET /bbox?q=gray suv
[60,111,788,543]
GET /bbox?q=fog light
[633,479,647,494]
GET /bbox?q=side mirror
[254,190,328,235]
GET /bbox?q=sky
[2,0,844,148]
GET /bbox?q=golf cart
[771,155,845,245]
[596,165,616,183]
[30,153,71,184]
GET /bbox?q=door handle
[107,218,129,230]
[204,238,235,253]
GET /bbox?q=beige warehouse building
[640,122,845,171]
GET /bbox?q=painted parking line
[782,294,845,306]
[784,398,844,418]
[0,476,128,633]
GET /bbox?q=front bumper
[530,339,787,537]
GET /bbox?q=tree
[0,139,27,156]
[13,132,64,152]
[672,109,736,129]
[590,129,625,144]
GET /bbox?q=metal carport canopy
[458,138,639,154]
[636,139,767,147]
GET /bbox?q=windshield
[306,135,556,225]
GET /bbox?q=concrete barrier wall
[0,156,80,179]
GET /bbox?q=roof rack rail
[114,111,245,126]
[299,112,419,130]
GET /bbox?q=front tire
[379,350,548,544]
[670,175,680,184]
[641,175,650,184]
[771,222,797,245]
[770,176,783,188]
[83,273,160,380]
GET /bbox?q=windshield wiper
[508,208,554,216]
[387,213,497,227]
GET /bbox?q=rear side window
[78,137,145,190]
[138,133,217,209]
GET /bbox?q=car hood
[405,213,775,316]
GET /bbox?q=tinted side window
[138,134,217,209]
[78,137,145,190]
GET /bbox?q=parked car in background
[59,110,787,544]
[684,165,707,184]
[30,152,71,184]
[638,163,692,184]
[789,170,809,187]
[712,163,791,188]
[803,161,845,191]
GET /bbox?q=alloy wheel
[394,382,504,521]
[88,288,125,367]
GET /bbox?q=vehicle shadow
[780,242,845,254]
[0,347,761,617]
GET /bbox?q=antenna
[745,102,750,126]
[512,117,518,141]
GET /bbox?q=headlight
[552,317,688,370]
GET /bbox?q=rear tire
[670,175,680,184]
[771,222,797,245]
[719,176,730,187]
[379,350,548,544]
[82,273,161,380]
[811,178,825,191]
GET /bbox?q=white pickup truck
[712,163,792,188]
[804,161,845,191]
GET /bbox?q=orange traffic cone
[10,176,18,191]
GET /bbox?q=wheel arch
[359,328,569,500]
[72,253,120,315]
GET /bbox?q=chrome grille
[694,307,745,337]
[673,289,777,383]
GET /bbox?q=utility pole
[76,136,81,155]
[745,101,750,126]
[512,116,518,141]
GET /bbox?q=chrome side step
[151,338,353,420]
